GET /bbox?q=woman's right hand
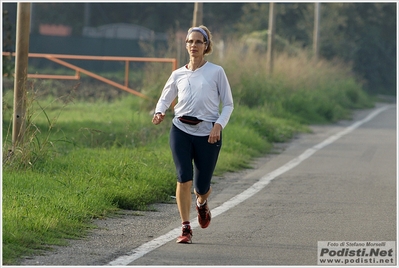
[152,113,165,125]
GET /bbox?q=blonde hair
[187,25,213,55]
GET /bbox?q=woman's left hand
[208,123,222,144]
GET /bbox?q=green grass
[2,44,375,264]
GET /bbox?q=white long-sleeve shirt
[155,61,234,136]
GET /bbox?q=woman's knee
[177,180,192,190]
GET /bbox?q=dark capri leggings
[169,124,222,195]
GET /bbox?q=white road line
[107,105,393,266]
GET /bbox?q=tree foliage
[2,9,14,77]
[2,2,396,95]
[319,3,396,94]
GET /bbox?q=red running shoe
[176,225,192,244]
[196,200,211,228]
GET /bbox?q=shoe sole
[176,237,192,244]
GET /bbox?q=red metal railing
[3,52,178,101]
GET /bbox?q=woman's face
[186,31,207,57]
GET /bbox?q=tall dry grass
[212,39,359,91]
[205,38,372,122]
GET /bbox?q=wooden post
[267,2,276,75]
[84,3,91,27]
[192,2,203,27]
[12,3,31,150]
[313,3,320,62]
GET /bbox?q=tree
[2,9,15,76]
[234,2,396,95]
[320,3,396,94]
[3,2,396,94]
[234,3,269,34]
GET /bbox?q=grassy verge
[2,46,374,264]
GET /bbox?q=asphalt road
[21,103,396,267]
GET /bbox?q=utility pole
[267,2,276,75]
[313,3,320,62]
[84,3,91,27]
[12,3,31,151]
[29,3,34,33]
[192,2,203,27]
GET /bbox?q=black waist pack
[178,115,203,125]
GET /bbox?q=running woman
[152,25,234,244]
